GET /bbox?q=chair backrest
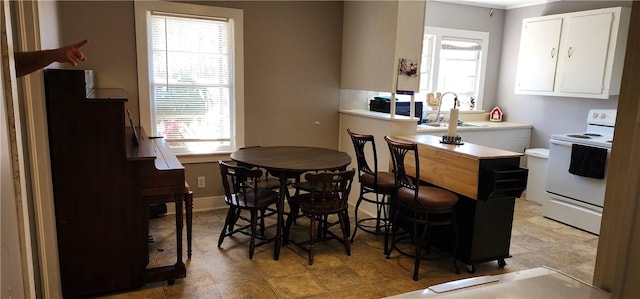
[304,169,356,212]
[384,136,420,194]
[347,129,377,177]
[219,160,265,207]
[235,146,281,189]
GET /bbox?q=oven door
[546,139,609,207]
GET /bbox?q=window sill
[177,152,231,164]
[461,110,486,114]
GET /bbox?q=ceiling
[435,0,558,10]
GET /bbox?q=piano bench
[185,181,194,259]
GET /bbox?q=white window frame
[134,1,244,159]
[420,26,489,111]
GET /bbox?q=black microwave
[369,97,423,123]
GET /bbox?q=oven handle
[550,138,611,152]
[550,139,573,147]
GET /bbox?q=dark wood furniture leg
[144,191,186,284]
[274,173,287,260]
[175,192,184,266]
[184,182,194,259]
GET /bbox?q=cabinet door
[490,136,528,153]
[458,133,491,147]
[558,12,613,94]
[516,18,562,92]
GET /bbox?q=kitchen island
[416,121,532,154]
[338,109,532,234]
[393,135,528,272]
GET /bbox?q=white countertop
[417,121,532,133]
[339,109,532,132]
[339,108,419,122]
[394,135,524,159]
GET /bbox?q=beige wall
[55,1,344,199]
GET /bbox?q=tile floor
[100,197,599,299]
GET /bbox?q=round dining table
[230,146,352,260]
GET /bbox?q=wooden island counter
[393,135,528,272]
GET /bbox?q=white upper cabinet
[516,18,562,92]
[515,7,630,99]
[558,12,615,94]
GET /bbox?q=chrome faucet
[435,92,458,123]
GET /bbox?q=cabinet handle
[551,48,556,58]
[568,47,573,58]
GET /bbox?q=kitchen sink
[460,123,489,127]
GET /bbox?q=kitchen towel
[568,144,607,179]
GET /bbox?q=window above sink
[417,26,490,112]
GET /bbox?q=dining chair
[218,160,280,259]
[384,136,460,280]
[237,146,286,235]
[347,129,396,247]
[238,146,283,190]
[289,169,344,232]
[285,169,356,265]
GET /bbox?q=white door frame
[10,1,62,297]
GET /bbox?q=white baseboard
[164,194,379,218]
[164,195,227,214]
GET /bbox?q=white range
[544,109,616,235]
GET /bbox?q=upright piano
[44,69,186,297]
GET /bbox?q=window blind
[149,13,233,148]
[438,38,482,95]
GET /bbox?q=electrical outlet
[197,176,205,188]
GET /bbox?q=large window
[134,2,244,155]
[419,27,489,112]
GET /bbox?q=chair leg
[320,215,328,238]
[380,194,389,233]
[452,213,460,274]
[260,210,266,236]
[218,207,235,247]
[308,214,317,265]
[349,190,365,242]
[386,205,400,258]
[413,222,430,281]
[338,211,351,256]
[345,209,351,237]
[248,210,258,259]
[288,178,303,225]
[285,202,300,243]
[185,191,193,259]
[412,220,420,281]
[230,208,241,232]
[375,193,384,233]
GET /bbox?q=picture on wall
[397,58,419,95]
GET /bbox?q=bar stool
[384,136,460,281]
[347,129,395,248]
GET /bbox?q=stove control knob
[601,114,607,119]
[592,113,599,119]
